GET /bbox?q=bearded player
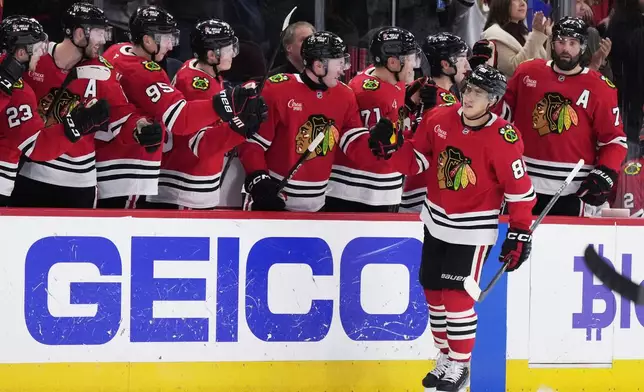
[501,16,627,216]
[369,65,536,392]
[325,26,419,212]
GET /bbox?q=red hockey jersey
[0,76,77,196]
[147,59,245,208]
[237,73,377,212]
[400,85,460,212]
[610,157,644,217]
[22,43,143,189]
[502,59,627,196]
[389,104,536,245]
[326,66,406,206]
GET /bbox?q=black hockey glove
[405,77,426,114]
[576,165,617,206]
[64,98,110,143]
[213,85,267,137]
[368,118,402,159]
[134,119,163,153]
[469,39,495,68]
[0,55,26,96]
[499,227,532,272]
[418,81,438,113]
[231,95,268,138]
[244,170,286,211]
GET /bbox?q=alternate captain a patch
[191,76,210,91]
[362,79,380,91]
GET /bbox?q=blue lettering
[245,237,333,342]
[339,237,427,341]
[130,237,209,342]
[24,236,121,345]
[216,237,239,342]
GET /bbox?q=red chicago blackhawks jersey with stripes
[22,43,143,189]
[502,59,627,196]
[237,73,377,212]
[327,66,406,206]
[0,75,77,197]
[610,157,644,217]
[389,104,536,245]
[400,85,459,212]
[147,59,245,208]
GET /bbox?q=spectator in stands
[270,21,315,75]
[481,0,550,77]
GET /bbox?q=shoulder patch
[12,79,24,89]
[439,92,457,104]
[600,75,616,89]
[142,61,161,72]
[98,56,113,69]
[362,78,380,91]
[499,124,519,144]
[624,161,642,176]
[268,73,289,83]
[191,76,210,91]
[439,102,455,108]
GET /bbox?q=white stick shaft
[75,65,111,81]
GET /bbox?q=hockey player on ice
[144,19,264,210]
[237,31,388,212]
[103,5,265,209]
[325,26,420,213]
[500,16,627,216]
[0,16,109,206]
[368,65,536,392]
[400,33,469,213]
[14,3,148,208]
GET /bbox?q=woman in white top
[481,0,551,77]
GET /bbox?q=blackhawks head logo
[143,61,161,72]
[624,161,642,176]
[440,92,457,104]
[295,115,340,160]
[269,73,289,83]
[362,79,380,91]
[38,89,81,126]
[192,76,210,91]
[532,92,579,136]
[437,146,477,191]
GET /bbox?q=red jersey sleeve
[337,90,380,167]
[591,76,628,172]
[237,83,279,174]
[95,76,149,146]
[188,125,246,158]
[491,124,536,231]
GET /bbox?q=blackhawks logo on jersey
[191,76,210,91]
[362,79,380,91]
[532,92,579,136]
[98,56,114,69]
[601,75,616,89]
[624,161,642,176]
[499,124,519,144]
[295,114,340,160]
[143,61,161,72]
[269,73,289,83]
[439,92,457,104]
[437,146,477,191]
[38,89,81,126]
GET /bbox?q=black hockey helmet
[191,19,239,60]
[423,33,468,77]
[62,2,110,39]
[301,31,349,68]
[369,26,418,66]
[0,16,47,53]
[129,5,179,45]
[552,16,588,45]
[464,64,507,99]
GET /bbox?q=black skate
[422,352,450,391]
[436,360,470,392]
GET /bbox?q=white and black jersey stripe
[421,199,501,245]
[339,127,369,155]
[147,169,222,209]
[524,157,593,195]
[504,186,536,203]
[400,187,427,212]
[327,165,404,206]
[96,158,161,199]
[19,152,97,188]
[269,170,328,212]
[162,99,187,134]
[0,161,19,197]
[248,133,272,152]
[95,113,132,142]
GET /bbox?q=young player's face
[454,54,472,85]
[321,56,350,88]
[461,84,492,119]
[398,52,421,84]
[215,41,239,71]
[28,40,48,72]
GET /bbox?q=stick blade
[463,276,482,302]
[281,6,298,31]
[583,245,644,304]
[75,65,111,81]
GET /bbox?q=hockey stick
[463,158,586,302]
[583,245,644,304]
[277,131,325,192]
[45,65,112,119]
[256,6,298,95]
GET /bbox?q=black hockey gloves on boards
[368,118,402,159]
[499,228,532,271]
[576,165,617,206]
[64,98,110,143]
[134,119,163,153]
[244,171,286,211]
[212,85,268,138]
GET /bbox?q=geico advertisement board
[0,214,507,392]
